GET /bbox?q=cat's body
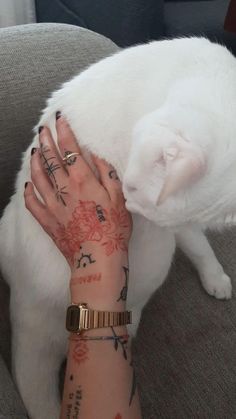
[0,37,235,419]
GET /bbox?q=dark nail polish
[24,182,28,189]
[56,111,62,120]
[38,126,44,134]
[31,147,37,155]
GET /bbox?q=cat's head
[123,107,235,228]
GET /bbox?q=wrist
[70,262,129,310]
[69,296,127,311]
[70,325,129,338]
[70,249,129,277]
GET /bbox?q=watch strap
[66,304,132,333]
[86,309,132,329]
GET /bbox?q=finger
[24,182,59,237]
[91,155,125,204]
[24,181,50,227]
[56,113,98,185]
[30,147,64,209]
[39,126,69,194]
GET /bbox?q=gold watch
[66,303,132,334]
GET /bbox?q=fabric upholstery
[135,229,236,418]
[35,0,164,47]
[1,22,236,419]
[0,355,27,418]
[164,0,236,55]
[35,0,236,55]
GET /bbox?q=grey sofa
[35,0,236,54]
[1,22,236,419]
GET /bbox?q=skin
[24,114,142,419]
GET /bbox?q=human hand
[24,114,132,308]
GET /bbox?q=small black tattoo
[69,392,74,400]
[66,403,72,418]
[55,185,68,206]
[108,169,119,180]
[117,266,129,302]
[40,144,67,206]
[73,386,82,418]
[41,145,61,177]
[77,252,96,269]
[64,150,77,166]
[111,327,128,360]
[96,205,106,222]
[70,374,73,381]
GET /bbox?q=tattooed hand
[24,113,132,308]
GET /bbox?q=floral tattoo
[52,200,130,265]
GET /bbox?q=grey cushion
[1,21,236,419]
[135,229,236,418]
[0,355,28,418]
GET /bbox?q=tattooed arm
[24,113,142,419]
[61,268,141,419]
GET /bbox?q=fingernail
[31,147,37,156]
[56,111,62,120]
[24,182,28,189]
[38,126,44,134]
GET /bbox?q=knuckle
[74,171,91,185]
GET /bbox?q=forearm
[60,259,142,419]
[60,327,142,419]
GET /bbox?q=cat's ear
[157,137,207,205]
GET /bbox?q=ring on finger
[62,151,81,165]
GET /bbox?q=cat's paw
[202,273,232,300]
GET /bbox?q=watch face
[66,305,80,333]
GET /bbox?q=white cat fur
[0,37,235,419]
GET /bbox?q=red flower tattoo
[73,341,89,366]
[54,200,130,264]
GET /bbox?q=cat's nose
[125,183,137,193]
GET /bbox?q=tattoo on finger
[63,150,78,166]
[40,143,68,206]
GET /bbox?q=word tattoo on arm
[71,273,101,286]
[66,386,82,419]
[117,266,129,302]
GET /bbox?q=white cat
[0,37,235,419]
